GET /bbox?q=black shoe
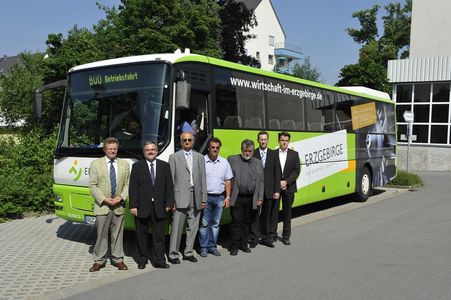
[138,264,146,269]
[152,262,170,269]
[249,241,258,248]
[183,256,198,263]
[239,245,251,253]
[260,240,275,248]
[230,249,238,256]
[282,238,291,245]
[272,236,278,243]
[168,257,180,264]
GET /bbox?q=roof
[0,55,21,76]
[238,0,262,10]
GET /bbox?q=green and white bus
[36,49,396,230]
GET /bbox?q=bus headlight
[55,194,62,202]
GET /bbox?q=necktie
[261,150,266,167]
[150,162,156,186]
[186,152,194,186]
[109,160,116,197]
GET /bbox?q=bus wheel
[356,166,372,202]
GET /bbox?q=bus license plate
[84,216,96,225]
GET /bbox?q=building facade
[387,0,451,171]
[240,0,303,72]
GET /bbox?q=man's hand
[280,180,288,191]
[256,200,263,206]
[224,197,231,208]
[102,198,115,206]
[201,202,207,209]
[165,207,172,212]
[273,192,280,200]
[130,208,138,217]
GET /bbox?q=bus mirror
[33,93,42,119]
[176,81,191,109]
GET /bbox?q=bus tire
[356,166,372,202]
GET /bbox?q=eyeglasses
[182,138,193,142]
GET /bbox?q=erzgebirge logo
[69,160,82,181]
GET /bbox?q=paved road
[56,171,451,300]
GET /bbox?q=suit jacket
[228,155,264,210]
[129,159,174,219]
[276,148,301,194]
[89,156,130,216]
[168,149,207,210]
[254,148,281,200]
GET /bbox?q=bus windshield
[57,63,171,157]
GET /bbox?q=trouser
[93,209,124,264]
[230,195,254,249]
[280,191,294,240]
[260,197,280,242]
[199,194,225,250]
[169,191,201,259]
[135,203,166,265]
[249,205,261,244]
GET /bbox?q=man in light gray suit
[168,131,207,264]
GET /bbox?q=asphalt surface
[0,175,410,300]
[60,172,451,300]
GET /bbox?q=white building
[387,0,451,171]
[239,0,303,72]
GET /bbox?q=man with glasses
[227,139,264,256]
[198,138,233,257]
[168,131,207,264]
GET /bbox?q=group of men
[88,130,300,272]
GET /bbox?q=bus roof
[69,49,393,104]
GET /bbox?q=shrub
[0,129,56,221]
[388,170,423,187]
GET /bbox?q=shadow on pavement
[53,189,386,260]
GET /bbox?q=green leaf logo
[69,160,82,181]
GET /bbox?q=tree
[0,52,45,129]
[94,0,223,58]
[337,1,411,92]
[288,56,322,82]
[219,0,260,67]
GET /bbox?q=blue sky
[1,0,399,84]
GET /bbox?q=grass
[388,170,423,187]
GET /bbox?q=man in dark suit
[228,139,264,256]
[129,141,174,269]
[253,131,280,248]
[276,131,300,245]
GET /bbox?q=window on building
[268,55,274,65]
[396,85,412,103]
[269,35,275,46]
[432,83,450,102]
[394,82,451,145]
[414,84,431,102]
[256,51,260,60]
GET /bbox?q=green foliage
[219,0,260,67]
[95,0,223,58]
[388,170,423,187]
[276,56,322,82]
[337,1,411,91]
[0,52,45,127]
[0,129,57,220]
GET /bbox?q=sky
[0,0,399,85]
